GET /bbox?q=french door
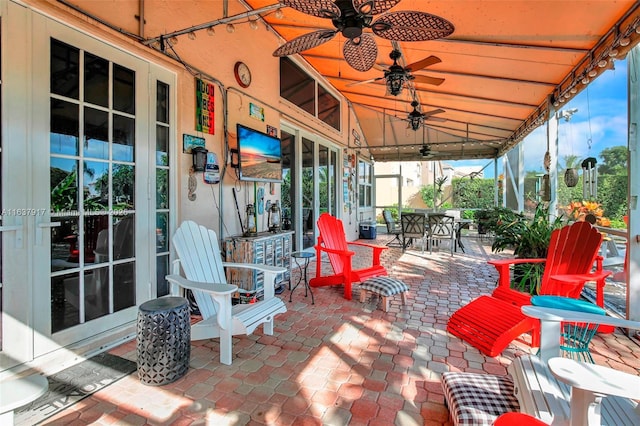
[2,4,175,367]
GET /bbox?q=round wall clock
[234,61,251,88]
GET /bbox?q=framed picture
[266,125,278,138]
[183,134,205,153]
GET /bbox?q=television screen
[237,124,283,182]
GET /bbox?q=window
[280,58,341,130]
[358,160,373,208]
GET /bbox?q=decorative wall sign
[183,134,205,153]
[249,102,265,121]
[195,78,215,134]
[266,125,278,138]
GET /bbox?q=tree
[597,146,627,175]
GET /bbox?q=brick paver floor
[39,233,640,425]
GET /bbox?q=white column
[628,46,640,322]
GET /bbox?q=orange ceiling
[244,0,640,162]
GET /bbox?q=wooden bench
[0,374,48,424]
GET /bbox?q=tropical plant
[491,204,566,294]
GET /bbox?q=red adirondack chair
[447,221,611,357]
[309,213,388,300]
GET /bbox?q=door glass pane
[302,137,314,249]
[51,272,80,333]
[84,215,109,264]
[50,100,79,156]
[51,158,79,214]
[156,255,169,297]
[157,82,169,123]
[84,160,109,211]
[112,164,135,209]
[281,130,294,237]
[84,267,109,320]
[156,212,168,253]
[113,64,135,114]
[84,53,109,107]
[156,125,169,166]
[156,169,168,209]
[84,107,109,159]
[51,217,80,271]
[114,262,135,311]
[319,145,329,215]
[112,214,135,260]
[113,115,135,162]
[51,39,79,99]
[330,150,337,216]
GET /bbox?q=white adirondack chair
[510,305,640,426]
[166,221,287,365]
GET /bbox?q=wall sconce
[191,147,208,172]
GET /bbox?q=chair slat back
[540,221,603,297]
[427,214,455,238]
[316,213,350,274]
[401,213,427,238]
[172,221,227,319]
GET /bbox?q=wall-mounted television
[237,123,283,183]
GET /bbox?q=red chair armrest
[488,258,546,289]
[347,241,387,265]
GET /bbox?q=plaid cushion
[441,372,520,426]
[360,277,408,296]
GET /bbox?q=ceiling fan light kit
[274,0,454,71]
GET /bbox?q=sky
[452,58,629,179]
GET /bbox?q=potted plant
[491,204,566,294]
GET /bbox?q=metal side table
[290,251,315,304]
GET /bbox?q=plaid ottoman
[441,372,520,426]
[359,277,409,312]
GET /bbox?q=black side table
[290,251,315,304]
[136,296,191,385]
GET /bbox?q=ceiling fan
[349,49,444,95]
[419,144,435,158]
[406,100,446,130]
[273,0,455,72]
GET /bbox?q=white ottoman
[359,277,409,312]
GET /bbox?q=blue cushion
[360,277,408,296]
[531,295,606,315]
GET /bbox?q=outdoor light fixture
[191,147,208,172]
[249,19,259,30]
[226,23,235,33]
[386,72,405,96]
[244,204,257,237]
[268,200,281,233]
[188,32,196,40]
[207,26,215,36]
[408,101,423,131]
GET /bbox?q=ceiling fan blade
[353,0,402,15]
[371,11,455,41]
[280,0,341,19]
[406,55,441,72]
[346,76,384,87]
[423,108,446,117]
[426,116,447,122]
[343,33,378,72]
[412,75,445,86]
[273,29,336,57]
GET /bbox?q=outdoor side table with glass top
[290,251,315,304]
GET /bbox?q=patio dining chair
[427,213,456,256]
[382,209,403,247]
[401,212,428,253]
